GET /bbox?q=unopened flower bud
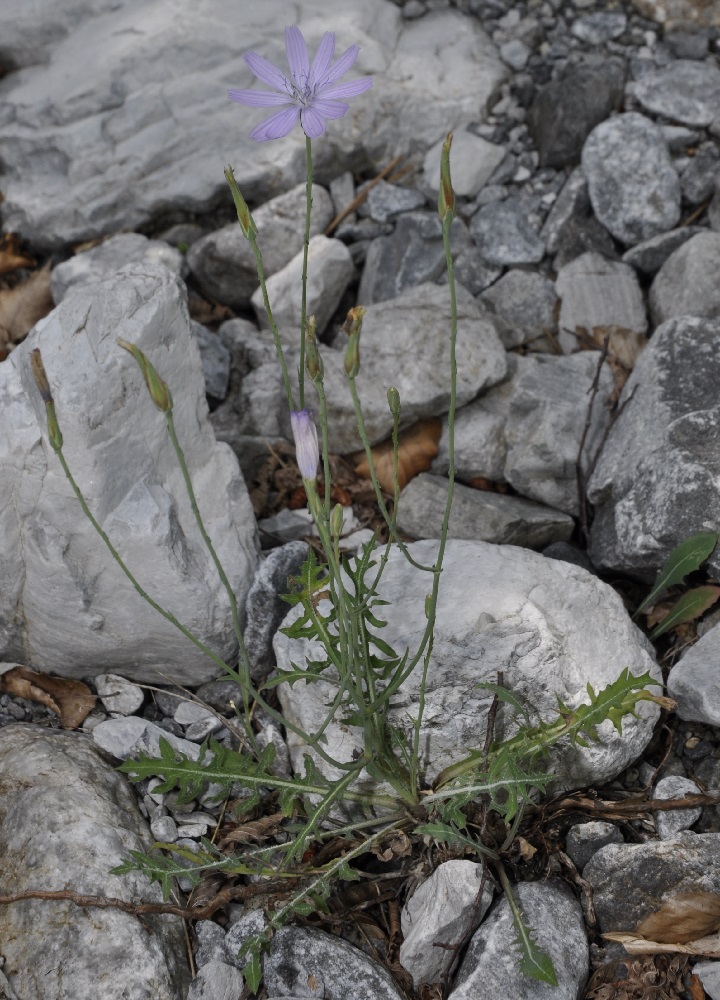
[30,348,63,451]
[224,165,257,238]
[117,340,173,413]
[343,306,365,378]
[438,133,456,223]
[387,386,401,417]
[330,503,344,539]
[305,316,323,382]
[290,410,319,482]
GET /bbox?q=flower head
[290,410,319,481]
[228,25,373,142]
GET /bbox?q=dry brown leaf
[0,665,95,729]
[0,263,53,350]
[591,323,646,371]
[517,836,537,860]
[354,418,441,493]
[370,830,413,862]
[688,973,706,1000]
[218,811,285,848]
[603,930,720,957]
[0,233,35,275]
[638,893,720,944]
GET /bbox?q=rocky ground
[2,0,720,997]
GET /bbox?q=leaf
[474,681,531,725]
[0,664,96,728]
[354,418,441,493]
[242,952,263,996]
[638,892,720,945]
[0,233,35,276]
[0,264,53,353]
[650,586,720,638]
[635,531,719,617]
[509,897,558,985]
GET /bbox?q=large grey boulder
[449,880,588,1000]
[0,1,505,250]
[187,184,334,310]
[274,539,660,803]
[581,113,681,246]
[0,263,258,684]
[306,282,508,454]
[0,724,190,1000]
[588,315,720,580]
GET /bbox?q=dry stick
[529,791,720,822]
[555,849,599,942]
[576,333,611,545]
[323,155,405,235]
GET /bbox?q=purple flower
[290,410,319,481]
[228,25,373,142]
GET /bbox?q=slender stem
[248,232,295,412]
[298,136,313,409]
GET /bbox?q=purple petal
[228,88,294,108]
[300,107,327,139]
[244,51,291,93]
[249,106,300,142]
[316,44,360,88]
[319,77,373,101]
[308,32,335,88]
[309,98,349,120]
[285,25,310,86]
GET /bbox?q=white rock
[251,235,354,339]
[423,129,507,199]
[93,716,202,761]
[668,622,720,726]
[94,672,145,715]
[653,775,702,840]
[1,264,258,684]
[400,861,494,987]
[274,539,660,805]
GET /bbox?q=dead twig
[576,333,611,544]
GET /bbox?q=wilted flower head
[228,25,373,142]
[290,410,319,481]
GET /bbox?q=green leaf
[650,585,720,638]
[242,951,263,995]
[635,530,718,617]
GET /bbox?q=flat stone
[396,473,574,548]
[251,235,354,339]
[629,59,720,128]
[243,541,310,683]
[192,322,231,401]
[571,12,627,43]
[566,821,623,872]
[0,725,189,1000]
[479,269,557,349]
[503,352,614,516]
[305,282,508,454]
[264,926,404,1000]
[552,215,619,272]
[0,264,258,684]
[94,672,145,716]
[589,315,720,580]
[0,2,506,250]
[448,246,503,296]
[358,180,426,223]
[527,60,625,168]
[423,129,507,199]
[150,814,179,842]
[275,538,660,803]
[400,861,494,987]
[358,212,471,305]
[194,920,227,967]
[584,832,720,933]
[449,880,588,1000]
[51,233,184,304]
[582,113,681,246]
[187,962,244,1000]
[622,226,704,276]
[93,716,203,761]
[649,231,720,325]
[680,142,720,204]
[540,167,590,253]
[695,961,720,1000]
[556,250,647,353]
[667,622,720,726]
[654,775,702,840]
[470,198,545,265]
[500,38,531,70]
[174,701,214,726]
[187,184,333,310]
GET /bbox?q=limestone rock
[629,59,720,128]
[423,129,507,198]
[588,315,720,580]
[0,724,189,1000]
[566,821,623,873]
[274,539,660,802]
[0,264,258,684]
[667,622,720,726]
[649,231,720,326]
[581,113,681,246]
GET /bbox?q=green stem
[298,136,313,409]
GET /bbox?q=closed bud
[117,340,173,413]
[330,503,344,539]
[343,306,365,378]
[290,409,319,482]
[438,133,456,223]
[305,315,323,382]
[387,386,401,417]
[224,165,257,238]
[30,348,63,451]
